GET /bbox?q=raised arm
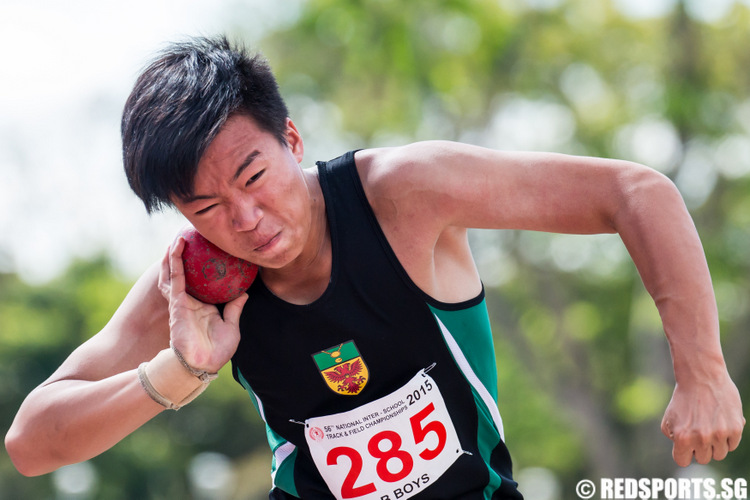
[358,141,745,466]
[5,239,248,476]
[4,262,169,476]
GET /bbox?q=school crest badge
[312,341,369,396]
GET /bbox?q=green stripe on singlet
[429,300,504,499]
[428,300,498,400]
[237,369,300,497]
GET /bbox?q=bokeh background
[1,0,748,498]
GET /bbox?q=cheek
[186,216,232,246]
[275,177,307,222]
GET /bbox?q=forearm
[610,166,746,465]
[613,168,726,380]
[653,283,725,384]
[6,370,164,476]
[6,343,213,477]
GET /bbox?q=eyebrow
[183,150,260,203]
[232,150,261,183]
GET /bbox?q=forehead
[200,114,271,165]
[177,115,274,203]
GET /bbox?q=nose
[230,197,262,232]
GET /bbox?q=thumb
[223,293,249,326]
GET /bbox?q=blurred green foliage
[3,0,749,498]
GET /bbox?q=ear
[285,118,304,163]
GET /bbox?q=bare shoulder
[353,141,470,223]
[354,141,468,190]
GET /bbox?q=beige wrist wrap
[137,345,218,411]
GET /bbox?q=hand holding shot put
[141,235,249,410]
[160,231,254,369]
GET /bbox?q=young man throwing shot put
[6,36,745,499]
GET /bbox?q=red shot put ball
[177,226,258,304]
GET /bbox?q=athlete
[5,36,745,499]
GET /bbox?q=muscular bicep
[361,141,662,236]
[41,261,170,385]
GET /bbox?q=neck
[260,168,332,305]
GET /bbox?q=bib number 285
[305,371,462,500]
[330,402,445,497]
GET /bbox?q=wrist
[672,348,728,386]
[138,348,213,410]
[170,341,220,383]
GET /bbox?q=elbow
[5,427,32,476]
[5,425,53,477]
[625,162,680,197]
[612,162,685,227]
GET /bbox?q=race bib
[305,369,462,500]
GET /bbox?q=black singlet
[232,151,522,499]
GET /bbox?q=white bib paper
[305,369,462,500]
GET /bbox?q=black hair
[121,35,290,213]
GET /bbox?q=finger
[663,417,694,467]
[169,237,187,300]
[672,439,695,467]
[693,442,712,465]
[157,245,172,299]
[673,449,693,467]
[713,439,729,461]
[728,426,743,452]
[222,293,249,326]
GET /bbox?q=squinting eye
[196,204,217,215]
[246,170,265,186]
